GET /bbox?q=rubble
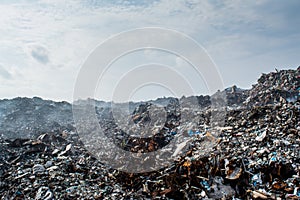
[35,186,53,200]
[0,67,299,199]
[32,164,45,175]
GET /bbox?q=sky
[0,0,299,102]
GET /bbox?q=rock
[32,164,45,175]
[45,161,53,168]
[255,130,267,142]
[251,190,269,199]
[35,186,53,200]
[226,167,242,180]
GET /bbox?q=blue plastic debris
[201,180,211,191]
[295,187,300,197]
[251,174,262,187]
[171,131,177,136]
[188,130,194,136]
[270,156,276,162]
[188,130,203,136]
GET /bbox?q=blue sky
[0,0,299,102]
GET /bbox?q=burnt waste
[0,67,299,199]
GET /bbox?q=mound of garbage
[0,67,299,199]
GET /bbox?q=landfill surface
[0,67,299,199]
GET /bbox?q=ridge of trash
[0,67,299,199]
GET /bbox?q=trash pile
[0,97,73,139]
[0,67,299,199]
[246,67,300,106]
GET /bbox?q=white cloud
[0,64,12,80]
[30,45,49,64]
[0,0,299,101]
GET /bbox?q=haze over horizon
[0,0,299,102]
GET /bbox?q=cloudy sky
[0,0,299,102]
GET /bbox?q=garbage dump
[0,67,299,199]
